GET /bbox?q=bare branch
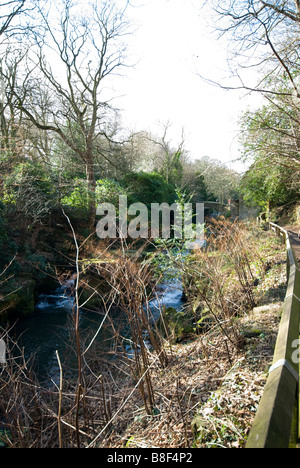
[0,0,27,36]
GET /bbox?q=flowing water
[14,276,186,383]
[15,281,76,382]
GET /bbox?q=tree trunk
[86,160,96,230]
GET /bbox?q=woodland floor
[97,303,283,449]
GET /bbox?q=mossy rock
[158,307,194,343]
[240,323,265,338]
[78,273,111,309]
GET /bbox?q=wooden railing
[246,222,300,448]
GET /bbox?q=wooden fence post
[246,223,300,448]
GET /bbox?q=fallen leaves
[98,230,285,449]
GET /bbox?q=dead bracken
[0,223,287,448]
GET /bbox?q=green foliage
[61,179,89,209]
[61,178,128,210]
[123,172,177,208]
[96,179,128,207]
[186,171,212,203]
[159,150,184,187]
[147,238,185,279]
[171,151,184,186]
[240,156,297,210]
[239,93,300,209]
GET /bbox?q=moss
[241,324,265,338]
[158,307,195,343]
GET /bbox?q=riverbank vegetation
[0,221,286,448]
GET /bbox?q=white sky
[114,0,263,173]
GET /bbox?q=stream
[14,276,186,383]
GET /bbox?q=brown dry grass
[0,223,286,448]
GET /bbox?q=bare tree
[9,0,131,228]
[203,1,300,98]
[0,0,40,39]
[147,122,187,186]
[0,47,29,166]
[199,1,300,177]
[0,0,27,36]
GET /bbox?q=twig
[86,349,165,448]
[62,209,82,449]
[56,350,63,449]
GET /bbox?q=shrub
[122,172,177,208]
[3,161,54,228]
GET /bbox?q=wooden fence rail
[246,222,300,448]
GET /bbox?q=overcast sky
[114,0,263,173]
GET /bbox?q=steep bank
[99,226,286,448]
[0,228,67,325]
[0,210,100,326]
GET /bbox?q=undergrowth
[0,221,286,448]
